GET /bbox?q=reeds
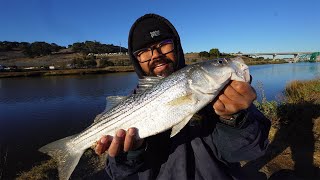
[284,78,320,104]
[254,78,320,128]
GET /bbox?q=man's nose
[150,48,161,61]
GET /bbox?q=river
[0,62,319,178]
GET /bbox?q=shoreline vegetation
[14,78,320,179]
[0,60,285,78]
[0,54,289,78]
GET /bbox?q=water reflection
[250,62,320,101]
[0,73,139,147]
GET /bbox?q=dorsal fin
[94,96,127,122]
[105,96,127,111]
[136,76,163,94]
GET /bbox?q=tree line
[69,41,127,55]
[198,48,235,58]
[0,41,65,57]
[0,41,128,58]
[1,41,229,59]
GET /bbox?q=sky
[1,0,319,54]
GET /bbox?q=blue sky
[1,0,319,54]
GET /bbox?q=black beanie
[128,14,186,78]
[131,16,174,52]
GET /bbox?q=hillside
[0,49,130,67]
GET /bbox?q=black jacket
[105,14,271,180]
[106,105,270,180]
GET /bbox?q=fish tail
[39,135,84,180]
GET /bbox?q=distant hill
[0,41,129,67]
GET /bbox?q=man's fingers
[230,81,256,101]
[223,84,243,101]
[215,94,240,115]
[95,135,107,155]
[101,135,113,154]
[95,142,103,155]
[218,94,233,107]
[108,129,126,157]
[95,135,113,155]
[213,99,226,115]
[124,128,136,152]
[96,127,144,156]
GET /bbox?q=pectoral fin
[167,94,196,106]
[105,96,127,111]
[170,114,193,137]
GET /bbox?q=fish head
[228,57,250,82]
[200,57,250,83]
[187,57,250,97]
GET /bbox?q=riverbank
[0,58,287,78]
[15,78,320,179]
[244,78,320,179]
[0,66,134,78]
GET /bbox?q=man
[95,13,270,179]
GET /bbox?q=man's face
[133,39,176,77]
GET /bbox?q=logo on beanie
[150,30,160,38]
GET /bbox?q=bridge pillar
[293,54,299,62]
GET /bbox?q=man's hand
[95,127,144,157]
[212,81,256,118]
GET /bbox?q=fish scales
[71,77,182,148]
[73,73,186,147]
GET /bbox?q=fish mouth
[243,67,250,83]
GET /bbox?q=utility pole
[119,42,121,54]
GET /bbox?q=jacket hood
[128,13,186,78]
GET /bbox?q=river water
[0,62,319,178]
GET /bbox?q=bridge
[232,51,319,62]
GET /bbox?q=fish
[39,57,250,180]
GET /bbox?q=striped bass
[39,57,250,180]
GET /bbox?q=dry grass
[16,149,107,180]
[16,159,58,180]
[285,78,320,104]
[246,78,320,179]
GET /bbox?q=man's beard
[148,57,175,77]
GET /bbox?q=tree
[209,48,220,58]
[72,59,85,68]
[100,59,114,67]
[23,42,52,57]
[50,43,64,52]
[70,41,128,54]
[199,51,210,58]
[85,59,97,67]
